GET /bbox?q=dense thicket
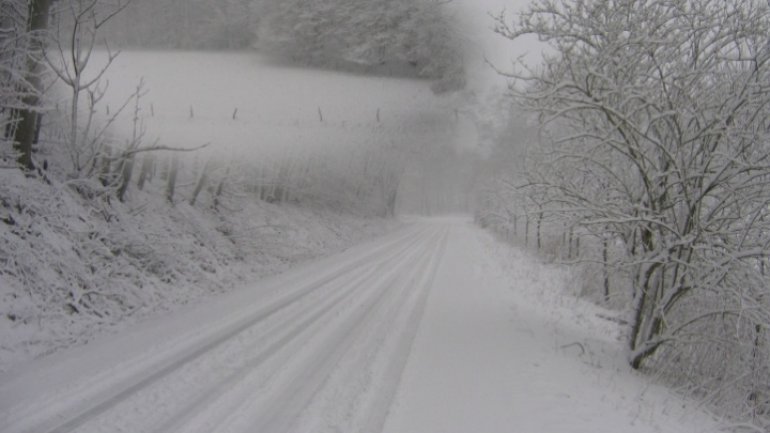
[0,0,27,158]
[478,0,770,424]
[256,0,465,93]
[1,0,54,170]
[97,0,466,93]
[99,0,257,50]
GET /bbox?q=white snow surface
[3,47,455,373]
[0,165,397,373]
[0,218,721,433]
[88,51,457,160]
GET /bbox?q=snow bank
[0,169,396,373]
[472,228,723,432]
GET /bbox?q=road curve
[0,222,449,433]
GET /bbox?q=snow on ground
[88,51,458,160]
[0,222,446,433]
[3,48,460,374]
[0,218,723,433]
[385,217,721,433]
[0,166,397,374]
[0,3,730,429]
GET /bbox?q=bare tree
[493,0,770,419]
[44,0,130,176]
[0,0,28,164]
[2,0,56,171]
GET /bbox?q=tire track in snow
[142,227,447,433]
[2,225,438,433]
[285,224,451,433]
[217,226,451,433]
[357,225,450,433]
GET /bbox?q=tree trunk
[166,156,179,204]
[189,161,210,206]
[136,154,153,191]
[536,211,543,251]
[213,166,229,210]
[13,0,54,171]
[117,153,135,202]
[575,235,580,258]
[603,236,610,303]
[629,259,664,368]
[99,145,112,186]
[750,322,764,417]
[524,216,530,247]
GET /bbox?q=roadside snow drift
[0,220,721,433]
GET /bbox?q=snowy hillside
[0,50,465,373]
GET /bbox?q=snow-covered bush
[0,158,393,373]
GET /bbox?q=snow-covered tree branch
[484,0,770,419]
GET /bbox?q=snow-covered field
[0,219,721,432]
[92,51,460,160]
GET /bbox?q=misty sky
[450,0,546,91]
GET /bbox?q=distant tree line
[102,0,256,50]
[99,0,464,93]
[255,0,465,93]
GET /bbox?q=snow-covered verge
[0,49,458,375]
[468,226,726,432]
[0,168,397,374]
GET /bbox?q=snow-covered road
[0,219,718,433]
